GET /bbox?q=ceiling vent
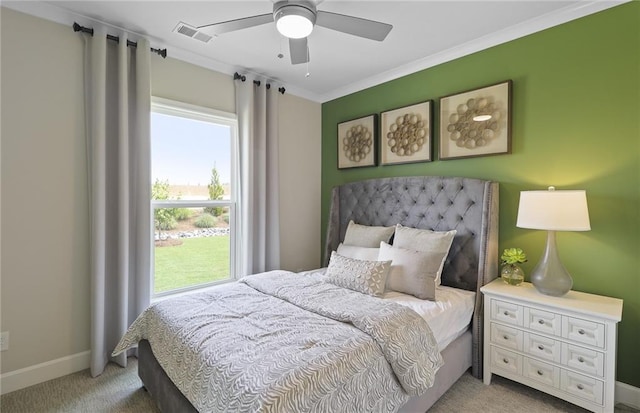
[173,22,213,43]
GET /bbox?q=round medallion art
[446,97,502,150]
[342,124,373,163]
[386,113,427,157]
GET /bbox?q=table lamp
[516,186,591,296]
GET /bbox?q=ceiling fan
[196,0,393,65]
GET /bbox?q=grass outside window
[154,235,230,294]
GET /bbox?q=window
[151,98,238,297]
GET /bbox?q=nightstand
[481,279,623,413]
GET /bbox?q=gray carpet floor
[1,358,638,413]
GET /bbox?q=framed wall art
[337,114,377,169]
[439,80,512,160]
[380,101,432,165]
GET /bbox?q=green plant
[501,248,527,265]
[205,166,225,217]
[174,208,191,221]
[194,213,217,228]
[153,179,178,235]
[222,214,230,224]
[155,214,177,230]
[152,178,171,200]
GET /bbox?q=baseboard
[617,381,640,409]
[0,350,90,395]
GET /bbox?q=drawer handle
[503,335,509,340]
[503,358,509,364]
[578,329,585,335]
[538,319,545,325]
[578,356,585,363]
[537,345,545,351]
[577,384,584,391]
[503,311,510,316]
[537,370,544,376]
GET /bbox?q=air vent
[173,22,213,43]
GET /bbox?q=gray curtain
[235,79,280,276]
[82,30,152,377]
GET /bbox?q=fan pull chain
[305,46,310,77]
[277,35,285,59]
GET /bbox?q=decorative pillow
[325,251,391,297]
[343,220,395,248]
[393,224,457,286]
[336,243,380,261]
[378,242,442,300]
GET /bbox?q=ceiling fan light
[275,5,315,39]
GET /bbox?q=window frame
[150,97,239,299]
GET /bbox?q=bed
[119,175,499,412]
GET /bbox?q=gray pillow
[393,224,456,286]
[343,220,395,248]
[378,241,443,300]
[325,251,391,297]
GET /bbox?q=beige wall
[1,8,90,374]
[278,94,321,271]
[151,56,235,114]
[0,7,321,376]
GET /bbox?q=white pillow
[343,220,395,248]
[393,224,456,286]
[325,252,391,297]
[378,242,441,300]
[336,243,380,261]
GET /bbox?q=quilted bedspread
[113,270,444,413]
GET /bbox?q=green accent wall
[321,3,640,387]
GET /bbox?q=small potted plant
[500,248,527,286]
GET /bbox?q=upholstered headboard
[323,176,499,378]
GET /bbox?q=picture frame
[337,114,377,169]
[439,80,512,160]
[379,101,432,165]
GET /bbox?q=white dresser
[481,279,623,413]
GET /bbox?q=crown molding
[317,0,630,103]
[2,1,629,104]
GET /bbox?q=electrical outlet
[0,331,9,351]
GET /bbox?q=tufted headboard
[323,176,499,378]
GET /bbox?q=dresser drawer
[560,370,604,405]
[524,332,561,363]
[562,343,604,377]
[491,346,522,375]
[524,357,560,388]
[491,323,523,351]
[525,307,561,336]
[491,299,523,327]
[563,316,605,348]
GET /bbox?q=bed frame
[138,176,499,412]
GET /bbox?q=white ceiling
[3,1,627,102]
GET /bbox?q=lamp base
[530,231,573,297]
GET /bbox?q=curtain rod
[73,22,167,58]
[234,72,285,95]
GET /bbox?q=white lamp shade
[516,189,591,231]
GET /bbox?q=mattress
[383,286,476,350]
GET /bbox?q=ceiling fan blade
[316,11,392,41]
[289,38,309,65]
[197,13,274,36]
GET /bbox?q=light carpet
[1,359,637,412]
